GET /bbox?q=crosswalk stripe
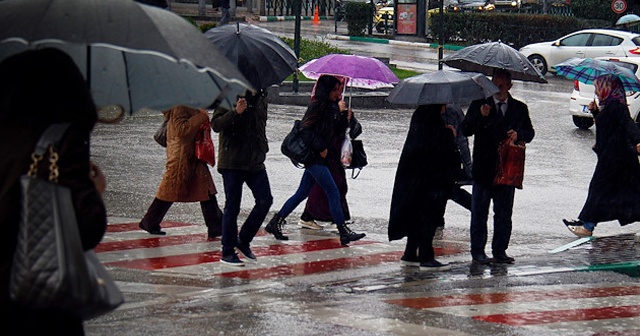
[386,286,640,309]
[475,305,640,326]
[98,218,462,280]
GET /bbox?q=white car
[519,29,640,75]
[569,57,640,129]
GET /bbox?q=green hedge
[430,12,611,50]
[345,2,371,37]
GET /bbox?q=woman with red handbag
[139,105,223,238]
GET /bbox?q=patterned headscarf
[594,74,627,106]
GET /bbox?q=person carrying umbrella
[388,104,460,271]
[298,76,363,233]
[463,69,535,265]
[211,89,274,266]
[563,74,640,238]
[138,106,223,238]
[265,75,366,246]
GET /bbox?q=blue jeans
[278,164,344,226]
[220,168,273,256]
[470,182,515,257]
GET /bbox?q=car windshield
[632,37,640,46]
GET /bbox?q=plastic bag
[341,137,352,167]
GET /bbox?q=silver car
[520,29,640,75]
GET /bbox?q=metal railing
[265,0,336,17]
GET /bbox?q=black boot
[265,214,289,240]
[337,223,365,246]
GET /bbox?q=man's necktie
[497,102,505,116]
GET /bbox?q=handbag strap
[28,123,72,182]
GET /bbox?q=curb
[258,15,331,22]
[326,33,465,51]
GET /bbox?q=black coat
[212,93,269,172]
[462,95,535,185]
[388,107,458,241]
[579,100,640,225]
[299,99,348,166]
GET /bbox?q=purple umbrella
[299,54,399,109]
[299,54,399,89]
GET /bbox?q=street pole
[438,0,444,70]
[293,0,301,93]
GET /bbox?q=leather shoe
[562,219,583,227]
[493,253,515,264]
[139,222,166,235]
[471,254,493,265]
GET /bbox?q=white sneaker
[298,219,323,230]
[325,223,339,233]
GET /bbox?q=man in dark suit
[462,69,535,264]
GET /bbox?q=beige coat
[156,106,217,202]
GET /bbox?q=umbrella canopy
[0,0,252,113]
[552,57,640,91]
[616,14,640,26]
[443,41,547,83]
[298,54,400,89]
[386,70,499,105]
[204,23,297,90]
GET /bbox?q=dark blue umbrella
[204,23,298,90]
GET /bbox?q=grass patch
[279,37,421,82]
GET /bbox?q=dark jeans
[140,195,222,230]
[470,182,515,258]
[437,185,472,227]
[404,195,448,262]
[278,164,344,226]
[220,168,273,256]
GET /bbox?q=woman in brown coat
[139,105,223,237]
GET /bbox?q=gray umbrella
[205,23,298,90]
[0,0,252,113]
[443,41,547,84]
[386,70,499,105]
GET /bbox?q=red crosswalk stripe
[98,220,462,279]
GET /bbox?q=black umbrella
[443,41,547,84]
[0,0,252,113]
[386,70,499,105]
[204,23,298,90]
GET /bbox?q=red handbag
[195,122,216,166]
[493,140,525,189]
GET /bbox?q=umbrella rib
[120,50,134,114]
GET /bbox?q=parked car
[449,0,494,12]
[519,29,640,76]
[569,57,640,130]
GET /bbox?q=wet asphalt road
[82,16,640,336]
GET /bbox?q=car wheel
[573,116,594,130]
[527,55,547,76]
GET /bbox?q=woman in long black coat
[388,104,459,271]
[564,74,640,237]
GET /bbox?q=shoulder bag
[154,119,168,147]
[345,139,368,178]
[281,120,312,168]
[10,123,124,321]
